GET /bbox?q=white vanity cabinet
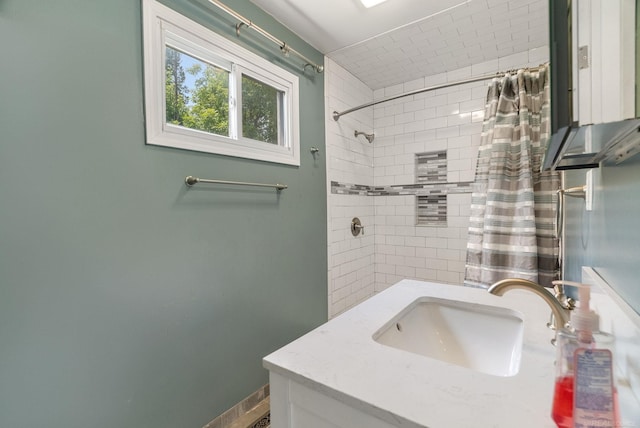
[269,373,398,428]
[263,277,640,428]
[263,280,560,428]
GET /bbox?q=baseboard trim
[203,384,270,428]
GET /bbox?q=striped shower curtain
[464,66,560,289]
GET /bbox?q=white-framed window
[142,0,300,166]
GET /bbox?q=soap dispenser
[550,283,617,428]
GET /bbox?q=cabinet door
[575,0,636,125]
[269,372,398,428]
[549,0,572,135]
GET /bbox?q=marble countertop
[263,280,560,428]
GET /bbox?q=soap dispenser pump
[550,283,617,428]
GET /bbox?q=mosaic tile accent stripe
[330,181,473,197]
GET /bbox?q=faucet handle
[351,217,364,236]
[564,296,576,310]
[552,280,578,310]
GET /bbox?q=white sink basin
[373,297,524,376]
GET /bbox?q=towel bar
[185,176,287,191]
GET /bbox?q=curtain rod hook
[235,22,245,37]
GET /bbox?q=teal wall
[563,156,640,315]
[0,1,327,427]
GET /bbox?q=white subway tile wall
[325,58,375,317]
[325,47,549,317]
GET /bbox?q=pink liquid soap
[551,375,573,428]
[551,375,620,428]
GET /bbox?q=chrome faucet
[488,278,573,331]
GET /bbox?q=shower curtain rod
[332,64,547,121]
[206,0,324,73]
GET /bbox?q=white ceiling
[250,0,549,90]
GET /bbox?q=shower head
[354,130,375,143]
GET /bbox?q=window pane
[165,46,230,137]
[242,74,282,144]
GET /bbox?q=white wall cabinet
[572,0,637,126]
[546,0,640,170]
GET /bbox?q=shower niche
[415,151,448,226]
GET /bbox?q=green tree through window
[165,47,229,136]
[181,62,229,136]
[165,47,282,144]
[165,47,188,125]
[242,74,280,144]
